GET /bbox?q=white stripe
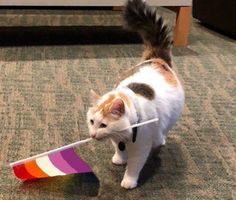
[36,156,65,176]
[9,138,92,167]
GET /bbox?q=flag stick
[10,138,93,167]
[9,118,158,167]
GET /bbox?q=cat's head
[87,90,132,141]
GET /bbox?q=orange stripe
[24,160,49,178]
[13,164,37,180]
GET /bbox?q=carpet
[0,7,235,200]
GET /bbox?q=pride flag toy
[10,138,93,181]
[10,118,158,181]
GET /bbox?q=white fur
[115,64,184,189]
[87,62,184,189]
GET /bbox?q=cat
[87,0,185,189]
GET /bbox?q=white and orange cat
[87,0,185,189]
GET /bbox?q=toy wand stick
[10,118,158,167]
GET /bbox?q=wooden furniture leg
[173,6,192,46]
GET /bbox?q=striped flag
[10,118,159,181]
[10,138,93,181]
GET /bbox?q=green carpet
[0,8,235,200]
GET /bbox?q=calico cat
[87,0,185,189]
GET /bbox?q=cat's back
[118,58,184,138]
[118,59,183,96]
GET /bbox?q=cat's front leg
[111,139,128,165]
[121,134,152,189]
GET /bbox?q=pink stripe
[49,151,77,174]
[60,148,92,173]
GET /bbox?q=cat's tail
[123,0,172,66]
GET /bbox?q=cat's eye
[100,123,107,128]
[90,119,94,125]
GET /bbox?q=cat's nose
[90,132,96,138]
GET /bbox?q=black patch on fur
[124,0,172,66]
[132,127,138,143]
[118,142,126,151]
[127,82,155,100]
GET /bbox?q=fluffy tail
[124,0,172,66]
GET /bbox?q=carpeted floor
[0,8,235,200]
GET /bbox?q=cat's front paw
[121,178,137,189]
[112,154,127,165]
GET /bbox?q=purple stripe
[60,148,92,173]
[49,151,77,174]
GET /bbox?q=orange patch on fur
[96,95,116,116]
[141,44,172,67]
[96,93,130,118]
[142,46,157,61]
[151,58,178,87]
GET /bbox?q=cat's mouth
[90,130,131,142]
[91,134,110,141]
[91,134,129,143]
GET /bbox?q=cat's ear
[110,98,125,117]
[90,89,101,106]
